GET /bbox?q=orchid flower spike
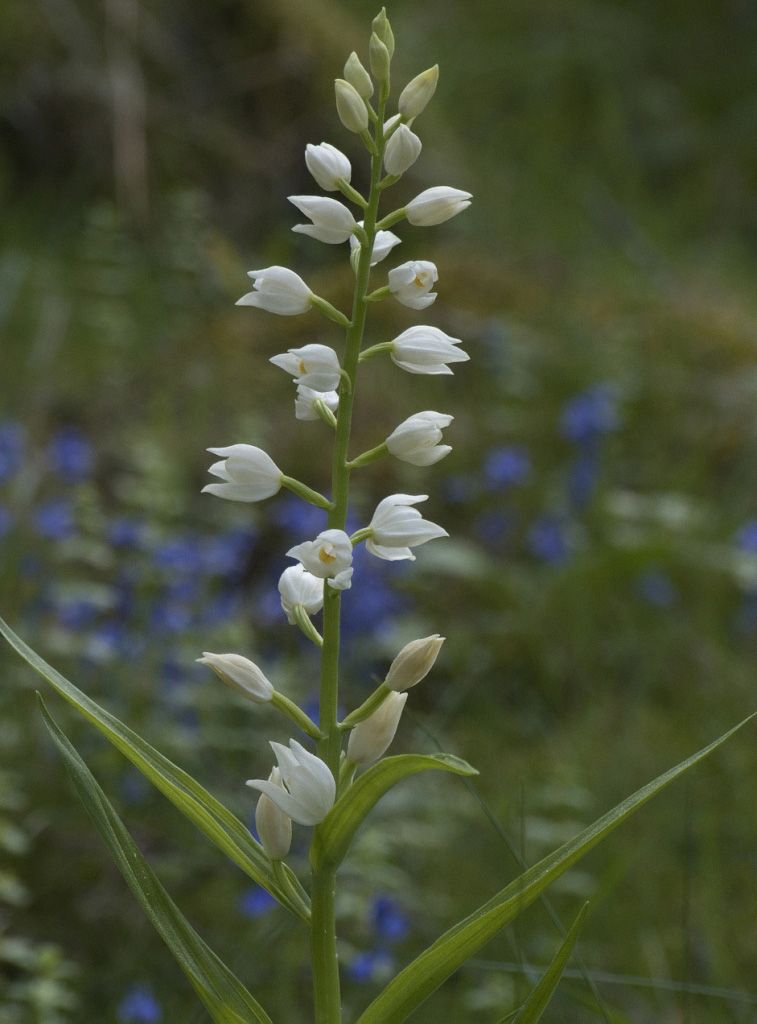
[236,266,313,316]
[365,494,448,561]
[387,260,438,310]
[287,529,354,591]
[246,739,336,826]
[278,564,325,624]
[390,325,469,375]
[270,344,342,392]
[202,445,282,503]
[386,411,453,466]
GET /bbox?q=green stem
[346,442,388,470]
[311,80,389,1024]
[271,691,323,740]
[339,683,391,729]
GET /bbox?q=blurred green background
[2,0,757,1021]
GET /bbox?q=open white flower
[305,142,351,191]
[278,564,325,623]
[349,224,402,266]
[386,411,453,466]
[366,494,448,561]
[406,186,472,226]
[384,124,422,177]
[295,384,339,422]
[287,529,353,591]
[390,325,469,375]
[387,260,438,310]
[246,739,336,826]
[289,195,358,244]
[202,445,282,503]
[254,767,292,859]
[270,344,341,392]
[236,266,312,316]
[196,652,274,703]
[347,692,407,766]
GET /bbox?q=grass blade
[509,902,588,1023]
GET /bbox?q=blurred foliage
[2,0,757,1021]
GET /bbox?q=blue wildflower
[566,452,599,510]
[527,517,570,565]
[274,495,328,537]
[0,421,24,482]
[348,950,394,984]
[201,529,255,576]
[735,521,757,553]
[117,985,162,1023]
[442,474,476,504]
[0,503,13,538]
[107,517,146,548]
[153,536,203,576]
[48,427,93,483]
[33,499,75,540]
[473,511,512,546]
[483,445,531,490]
[372,896,410,943]
[239,886,277,918]
[56,598,98,630]
[560,385,619,447]
[635,569,677,608]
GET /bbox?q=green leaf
[510,902,588,1023]
[311,753,477,869]
[356,714,755,1024]
[37,695,273,1024]
[0,615,309,922]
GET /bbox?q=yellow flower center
[413,275,425,288]
[318,546,337,564]
[298,359,307,373]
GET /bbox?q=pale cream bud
[372,7,395,59]
[344,51,374,100]
[335,79,369,134]
[369,32,391,82]
[255,768,292,860]
[347,692,407,766]
[398,65,439,120]
[385,634,445,691]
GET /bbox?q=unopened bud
[197,652,274,703]
[335,79,370,134]
[398,65,439,120]
[372,7,395,59]
[255,768,292,860]
[384,634,445,691]
[369,32,391,82]
[347,692,407,766]
[384,124,422,176]
[344,51,374,100]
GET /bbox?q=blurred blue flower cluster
[348,894,410,984]
[117,984,162,1023]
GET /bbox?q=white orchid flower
[196,652,274,703]
[278,565,325,624]
[387,260,438,310]
[405,186,472,226]
[246,739,336,826]
[350,223,402,266]
[287,529,354,591]
[305,142,352,191]
[254,767,292,859]
[390,325,469,375]
[347,692,407,766]
[202,445,282,503]
[236,266,312,315]
[270,344,342,392]
[365,494,448,561]
[386,411,453,466]
[289,195,358,244]
[295,385,339,422]
[384,124,422,176]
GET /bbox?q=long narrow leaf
[312,753,477,869]
[0,616,308,921]
[38,695,273,1024]
[510,902,588,1023]
[357,714,755,1023]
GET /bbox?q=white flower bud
[383,124,422,177]
[369,32,391,82]
[406,186,472,226]
[289,195,358,245]
[372,7,395,59]
[246,739,336,826]
[335,79,369,134]
[344,51,373,100]
[387,260,438,310]
[349,224,401,266]
[390,325,470,375]
[386,411,453,467]
[294,384,339,422]
[398,65,439,119]
[287,529,354,591]
[196,652,274,703]
[305,142,352,192]
[254,767,292,860]
[347,692,407,766]
[385,634,445,691]
[236,266,312,316]
[366,494,448,561]
[270,344,341,392]
[202,445,282,503]
[278,565,324,624]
